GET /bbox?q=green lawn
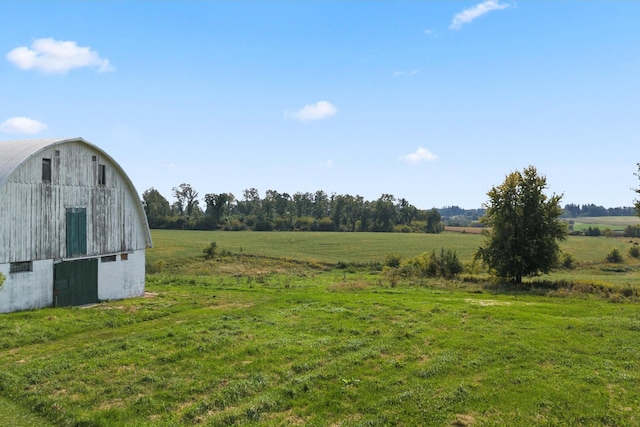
[2,275,640,426]
[1,229,640,426]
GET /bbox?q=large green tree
[475,166,567,284]
[142,188,171,228]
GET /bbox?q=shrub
[203,241,217,260]
[402,248,463,279]
[0,272,5,290]
[254,220,274,231]
[432,248,464,279]
[384,253,402,268]
[585,227,601,237]
[559,252,576,269]
[624,225,640,238]
[316,218,335,232]
[606,248,623,263]
[629,244,640,259]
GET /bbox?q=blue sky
[1,1,639,210]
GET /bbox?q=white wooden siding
[0,142,147,263]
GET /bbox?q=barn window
[101,255,117,263]
[42,158,52,182]
[10,261,32,273]
[120,253,129,261]
[98,164,106,185]
[54,150,60,157]
[92,155,97,162]
[66,208,87,257]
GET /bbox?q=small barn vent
[10,261,33,273]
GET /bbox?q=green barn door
[53,259,98,307]
[66,208,87,257]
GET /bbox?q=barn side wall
[0,141,148,264]
[97,250,146,301]
[0,260,53,313]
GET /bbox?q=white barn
[0,137,152,313]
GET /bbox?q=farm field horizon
[2,226,640,426]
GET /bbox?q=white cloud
[319,159,334,168]
[0,117,48,134]
[400,147,437,165]
[286,101,337,121]
[6,38,114,73]
[450,1,510,30]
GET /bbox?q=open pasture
[148,229,636,265]
[569,215,640,232]
[2,229,640,426]
[148,230,640,286]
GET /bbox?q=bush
[559,252,576,269]
[0,272,5,290]
[432,248,464,279]
[624,225,640,238]
[316,218,335,232]
[203,242,217,260]
[384,253,402,268]
[402,248,463,279]
[606,248,623,263]
[585,227,602,237]
[254,220,274,231]
[629,244,640,259]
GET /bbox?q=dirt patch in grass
[452,413,476,426]
[328,281,370,292]
[465,299,511,307]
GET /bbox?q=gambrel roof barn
[0,137,152,313]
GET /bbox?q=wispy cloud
[393,70,419,77]
[286,101,337,122]
[450,1,510,30]
[319,159,334,168]
[6,38,114,73]
[400,147,437,165]
[0,116,47,134]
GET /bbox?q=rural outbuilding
[0,137,152,313]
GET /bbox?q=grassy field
[1,229,640,426]
[148,229,638,265]
[569,215,640,232]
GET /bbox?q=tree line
[561,203,636,218]
[142,185,444,233]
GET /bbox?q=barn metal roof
[0,137,152,247]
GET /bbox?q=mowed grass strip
[1,274,640,426]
